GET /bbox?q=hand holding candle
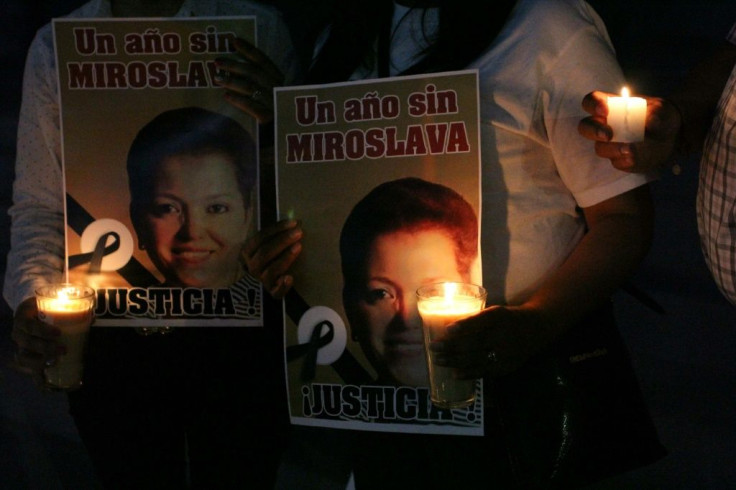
[35,283,95,390]
[579,90,682,173]
[607,87,647,142]
[417,282,486,409]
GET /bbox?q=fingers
[214,38,284,124]
[595,141,639,171]
[579,91,631,150]
[243,219,303,299]
[267,274,295,300]
[214,58,272,123]
[428,306,542,379]
[215,38,283,88]
[11,348,52,384]
[11,325,64,359]
[223,91,274,125]
[259,244,301,300]
[578,99,641,172]
[8,298,63,384]
[429,312,500,379]
[431,343,493,380]
[581,90,612,117]
[231,37,284,82]
[242,219,301,262]
[578,115,613,142]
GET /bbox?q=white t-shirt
[472,0,654,303]
[339,0,653,304]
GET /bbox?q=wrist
[660,97,688,175]
[666,98,688,156]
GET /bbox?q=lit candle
[36,284,95,390]
[607,87,647,142]
[416,282,486,409]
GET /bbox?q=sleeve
[696,65,736,306]
[541,0,655,209]
[3,27,66,310]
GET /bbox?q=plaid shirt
[697,24,736,305]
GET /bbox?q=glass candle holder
[36,283,95,390]
[417,282,486,409]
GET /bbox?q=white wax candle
[607,87,647,142]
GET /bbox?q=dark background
[1,1,735,488]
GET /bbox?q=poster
[55,17,263,326]
[275,71,484,435]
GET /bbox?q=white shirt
[696,23,736,306]
[344,0,653,303]
[3,0,299,309]
[474,0,656,302]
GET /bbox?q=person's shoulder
[514,0,600,28]
[508,0,609,50]
[28,0,101,55]
[211,0,285,20]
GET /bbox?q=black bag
[490,300,666,488]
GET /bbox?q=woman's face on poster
[136,151,250,288]
[350,228,465,386]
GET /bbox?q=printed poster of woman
[275,70,484,435]
[55,17,263,326]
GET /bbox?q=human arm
[696,62,736,306]
[431,184,654,378]
[3,27,67,383]
[3,26,66,310]
[427,2,655,377]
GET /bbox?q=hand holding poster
[55,17,263,326]
[275,70,483,435]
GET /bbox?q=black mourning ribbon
[66,194,159,287]
[68,231,120,273]
[284,288,373,385]
[286,319,335,381]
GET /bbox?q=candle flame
[621,86,630,98]
[54,285,90,302]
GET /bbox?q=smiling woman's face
[136,151,250,288]
[349,228,465,386]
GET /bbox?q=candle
[36,284,95,390]
[416,282,486,409]
[607,87,647,142]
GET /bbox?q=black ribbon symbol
[66,194,158,287]
[284,289,373,385]
[286,319,335,381]
[68,231,120,273]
